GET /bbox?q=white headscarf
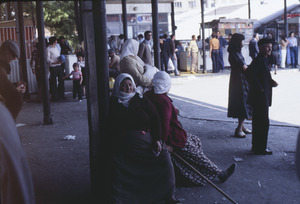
[113,73,142,107]
[152,71,172,94]
[120,39,144,66]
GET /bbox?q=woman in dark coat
[108,73,177,203]
[227,33,252,138]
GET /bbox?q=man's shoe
[252,148,273,155]
[190,71,197,74]
[218,163,236,183]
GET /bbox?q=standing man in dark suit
[138,30,153,66]
[249,33,259,60]
[246,38,278,155]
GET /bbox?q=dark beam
[122,0,128,40]
[17,2,30,99]
[200,0,206,73]
[151,0,161,69]
[7,2,12,20]
[74,1,81,42]
[284,0,288,36]
[82,1,109,201]
[171,2,176,35]
[248,0,251,19]
[36,1,52,125]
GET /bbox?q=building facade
[106,3,171,38]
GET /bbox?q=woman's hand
[242,65,248,71]
[165,145,173,153]
[154,140,162,153]
[272,80,278,87]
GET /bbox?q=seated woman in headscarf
[145,71,236,186]
[120,39,158,93]
[108,73,178,203]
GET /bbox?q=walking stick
[172,152,238,204]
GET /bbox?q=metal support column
[284,0,288,36]
[36,1,52,125]
[200,0,206,73]
[74,1,83,43]
[122,0,128,40]
[248,0,251,19]
[151,0,161,69]
[17,2,30,99]
[82,1,109,202]
[171,2,176,35]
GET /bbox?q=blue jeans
[212,49,220,73]
[218,49,224,70]
[290,46,298,68]
[171,56,179,75]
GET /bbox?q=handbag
[167,58,175,71]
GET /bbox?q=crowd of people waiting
[0,27,297,202]
[104,30,297,202]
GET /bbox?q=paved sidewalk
[16,68,300,204]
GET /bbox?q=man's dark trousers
[252,103,269,152]
[49,65,64,101]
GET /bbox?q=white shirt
[288,37,298,47]
[47,44,60,67]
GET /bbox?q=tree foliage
[43,1,78,48]
[0,1,78,50]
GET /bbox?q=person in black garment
[246,38,278,155]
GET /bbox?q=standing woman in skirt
[227,33,253,138]
[108,73,178,203]
[145,71,236,186]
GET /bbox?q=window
[174,2,182,8]
[188,1,196,8]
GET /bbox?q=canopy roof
[107,0,174,3]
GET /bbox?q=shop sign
[137,14,152,24]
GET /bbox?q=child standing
[65,63,83,101]
[76,52,86,97]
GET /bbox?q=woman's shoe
[218,163,236,183]
[242,127,252,134]
[235,129,246,138]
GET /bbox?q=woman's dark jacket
[145,90,187,148]
[108,93,162,144]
